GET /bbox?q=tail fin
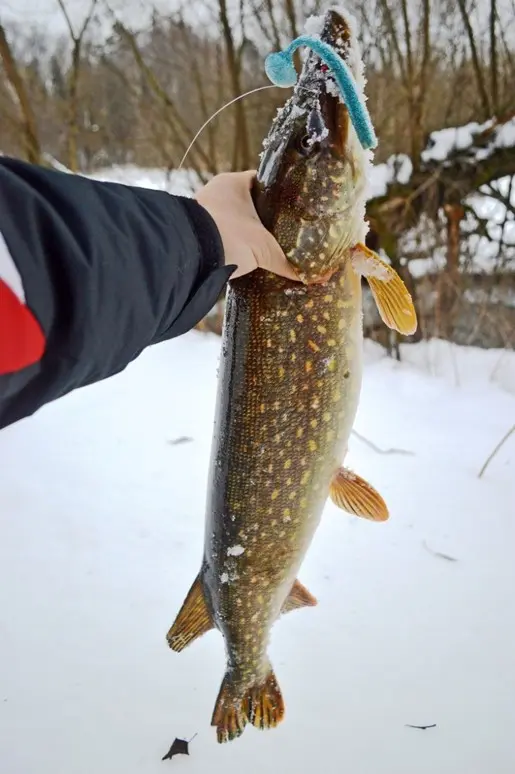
[211,668,285,744]
[211,673,250,744]
[248,670,285,731]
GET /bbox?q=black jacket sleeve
[0,156,233,430]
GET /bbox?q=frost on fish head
[255,6,373,284]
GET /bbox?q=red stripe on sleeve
[0,278,46,374]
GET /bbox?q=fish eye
[297,134,317,156]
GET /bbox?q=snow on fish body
[167,6,417,744]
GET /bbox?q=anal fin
[330,467,389,522]
[166,573,214,652]
[351,243,418,335]
[281,579,318,614]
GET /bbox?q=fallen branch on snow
[477,423,515,478]
[422,540,458,562]
[405,723,437,730]
[351,429,415,456]
[168,436,194,446]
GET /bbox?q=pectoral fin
[281,579,318,614]
[351,243,418,335]
[330,467,389,522]
[166,573,214,652]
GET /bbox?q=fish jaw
[254,7,373,284]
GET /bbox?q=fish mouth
[257,8,355,195]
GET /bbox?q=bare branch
[78,0,99,41]
[113,20,213,176]
[264,0,281,50]
[378,0,407,86]
[482,182,515,218]
[368,114,515,239]
[247,0,278,48]
[351,429,415,456]
[284,0,299,41]
[490,0,498,113]
[400,0,413,84]
[55,0,75,41]
[419,0,431,95]
[456,0,491,119]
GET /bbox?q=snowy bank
[1,334,514,774]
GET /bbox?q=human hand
[195,170,300,281]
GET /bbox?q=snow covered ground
[1,332,514,774]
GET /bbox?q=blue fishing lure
[265,34,377,151]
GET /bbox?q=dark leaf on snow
[162,737,190,761]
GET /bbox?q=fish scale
[203,263,362,679]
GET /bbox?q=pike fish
[167,7,417,744]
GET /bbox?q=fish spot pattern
[203,262,363,689]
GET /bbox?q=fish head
[255,8,373,284]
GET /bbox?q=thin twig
[456,0,491,119]
[405,723,437,730]
[351,430,415,456]
[55,0,75,40]
[168,436,193,446]
[422,540,458,562]
[478,424,515,478]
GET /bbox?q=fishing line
[178,85,277,170]
[178,83,319,171]
[180,29,377,170]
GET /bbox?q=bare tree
[456,0,491,119]
[490,0,498,114]
[218,0,250,169]
[112,19,215,180]
[55,0,99,171]
[0,24,42,164]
